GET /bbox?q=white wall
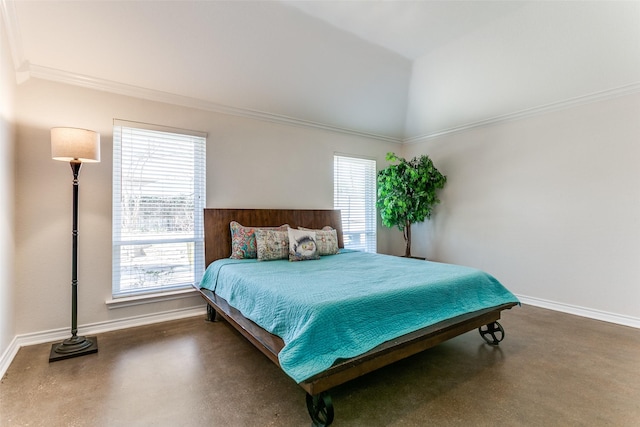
[403,92,640,324]
[0,15,16,368]
[14,78,402,336]
[404,1,640,139]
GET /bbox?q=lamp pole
[49,128,100,362]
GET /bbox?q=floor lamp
[49,127,100,362]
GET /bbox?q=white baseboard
[0,305,207,379]
[516,294,640,329]
[0,335,19,381]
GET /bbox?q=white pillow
[298,226,339,255]
[288,228,320,261]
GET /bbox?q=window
[334,154,377,252]
[112,120,206,298]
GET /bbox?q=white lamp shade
[51,127,101,163]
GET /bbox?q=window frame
[333,153,377,253]
[112,119,206,298]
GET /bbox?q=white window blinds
[112,120,206,297]
[334,154,377,253]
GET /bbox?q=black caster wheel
[479,321,505,345]
[306,392,334,427]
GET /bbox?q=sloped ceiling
[2,1,640,142]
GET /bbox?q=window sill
[106,288,200,309]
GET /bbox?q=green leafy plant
[377,152,447,257]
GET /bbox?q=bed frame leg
[206,304,219,322]
[478,321,505,345]
[306,392,334,427]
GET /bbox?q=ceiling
[284,0,526,61]
[2,1,640,141]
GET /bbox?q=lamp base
[49,336,98,362]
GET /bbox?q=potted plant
[376,152,447,258]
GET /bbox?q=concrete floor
[1,304,639,426]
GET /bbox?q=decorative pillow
[288,228,320,261]
[298,226,339,256]
[230,221,288,259]
[255,229,289,261]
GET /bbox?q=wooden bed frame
[195,208,517,426]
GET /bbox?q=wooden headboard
[204,208,344,266]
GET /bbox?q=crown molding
[26,63,403,144]
[2,0,400,143]
[0,0,21,64]
[29,62,640,146]
[0,0,29,83]
[5,0,637,147]
[404,81,640,145]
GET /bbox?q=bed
[195,208,519,426]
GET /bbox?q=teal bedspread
[200,251,519,383]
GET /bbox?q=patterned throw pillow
[299,226,339,256]
[255,229,289,261]
[230,221,288,259]
[288,228,320,261]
